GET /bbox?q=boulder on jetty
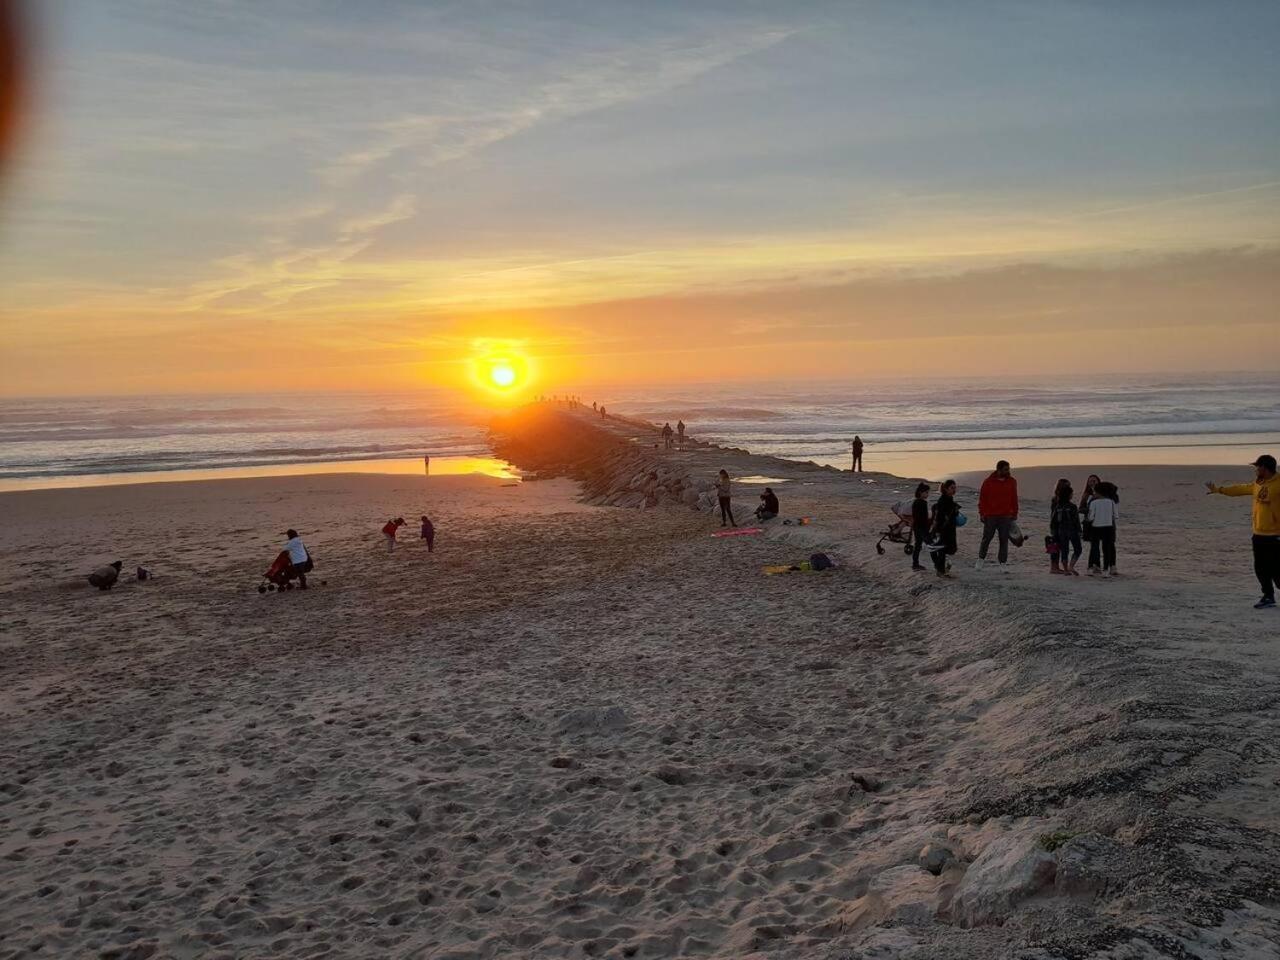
[489,405,701,511]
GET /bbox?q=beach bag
[1008,521,1026,547]
[809,552,833,571]
[955,512,967,527]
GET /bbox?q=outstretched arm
[1206,482,1254,496]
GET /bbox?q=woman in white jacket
[1087,481,1119,576]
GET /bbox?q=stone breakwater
[489,405,724,511]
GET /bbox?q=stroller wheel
[257,584,267,594]
[876,543,885,555]
[903,544,913,555]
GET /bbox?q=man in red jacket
[976,459,1019,570]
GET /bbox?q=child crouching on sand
[382,517,406,553]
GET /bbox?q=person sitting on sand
[382,517,406,553]
[283,529,312,588]
[715,470,737,527]
[87,560,123,591]
[1206,454,1279,609]
[755,487,780,522]
[420,515,435,553]
[930,480,961,578]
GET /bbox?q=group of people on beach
[892,454,1278,608]
[256,514,437,592]
[901,461,1123,579]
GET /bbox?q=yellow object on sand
[763,561,813,575]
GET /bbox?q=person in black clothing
[852,436,864,472]
[910,482,931,569]
[930,480,960,577]
[756,487,780,521]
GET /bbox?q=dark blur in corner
[0,0,27,180]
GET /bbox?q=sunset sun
[468,344,533,398]
[489,362,516,388]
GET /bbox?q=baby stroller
[876,500,917,556]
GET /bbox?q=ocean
[0,375,1275,490]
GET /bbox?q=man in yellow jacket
[1207,454,1279,609]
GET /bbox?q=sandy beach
[1,429,1278,958]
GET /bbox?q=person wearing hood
[1207,454,1280,609]
[87,560,123,591]
[755,487,779,522]
[975,460,1019,570]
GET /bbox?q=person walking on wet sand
[423,453,430,475]
[851,436,864,472]
[382,517,406,553]
[715,470,737,527]
[1207,454,1280,609]
[975,460,1019,571]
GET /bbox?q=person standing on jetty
[851,436,864,472]
[975,460,1019,570]
[930,480,961,577]
[1207,454,1279,609]
[662,422,674,449]
[715,470,737,527]
[910,482,931,570]
[677,420,686,447]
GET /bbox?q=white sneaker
[1103,569,1113,578]
[974,558,985,571]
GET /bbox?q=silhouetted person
[87,560,123,591]
[677,420,686,446]
[420,515,435,552]
[716,470,737,527]
[756,487,779,521]
[661,422,674,449]
[852,436,864,472]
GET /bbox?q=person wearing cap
[283,529,312,588]
[1206,454,1279,609]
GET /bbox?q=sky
[1,0,1278,397]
